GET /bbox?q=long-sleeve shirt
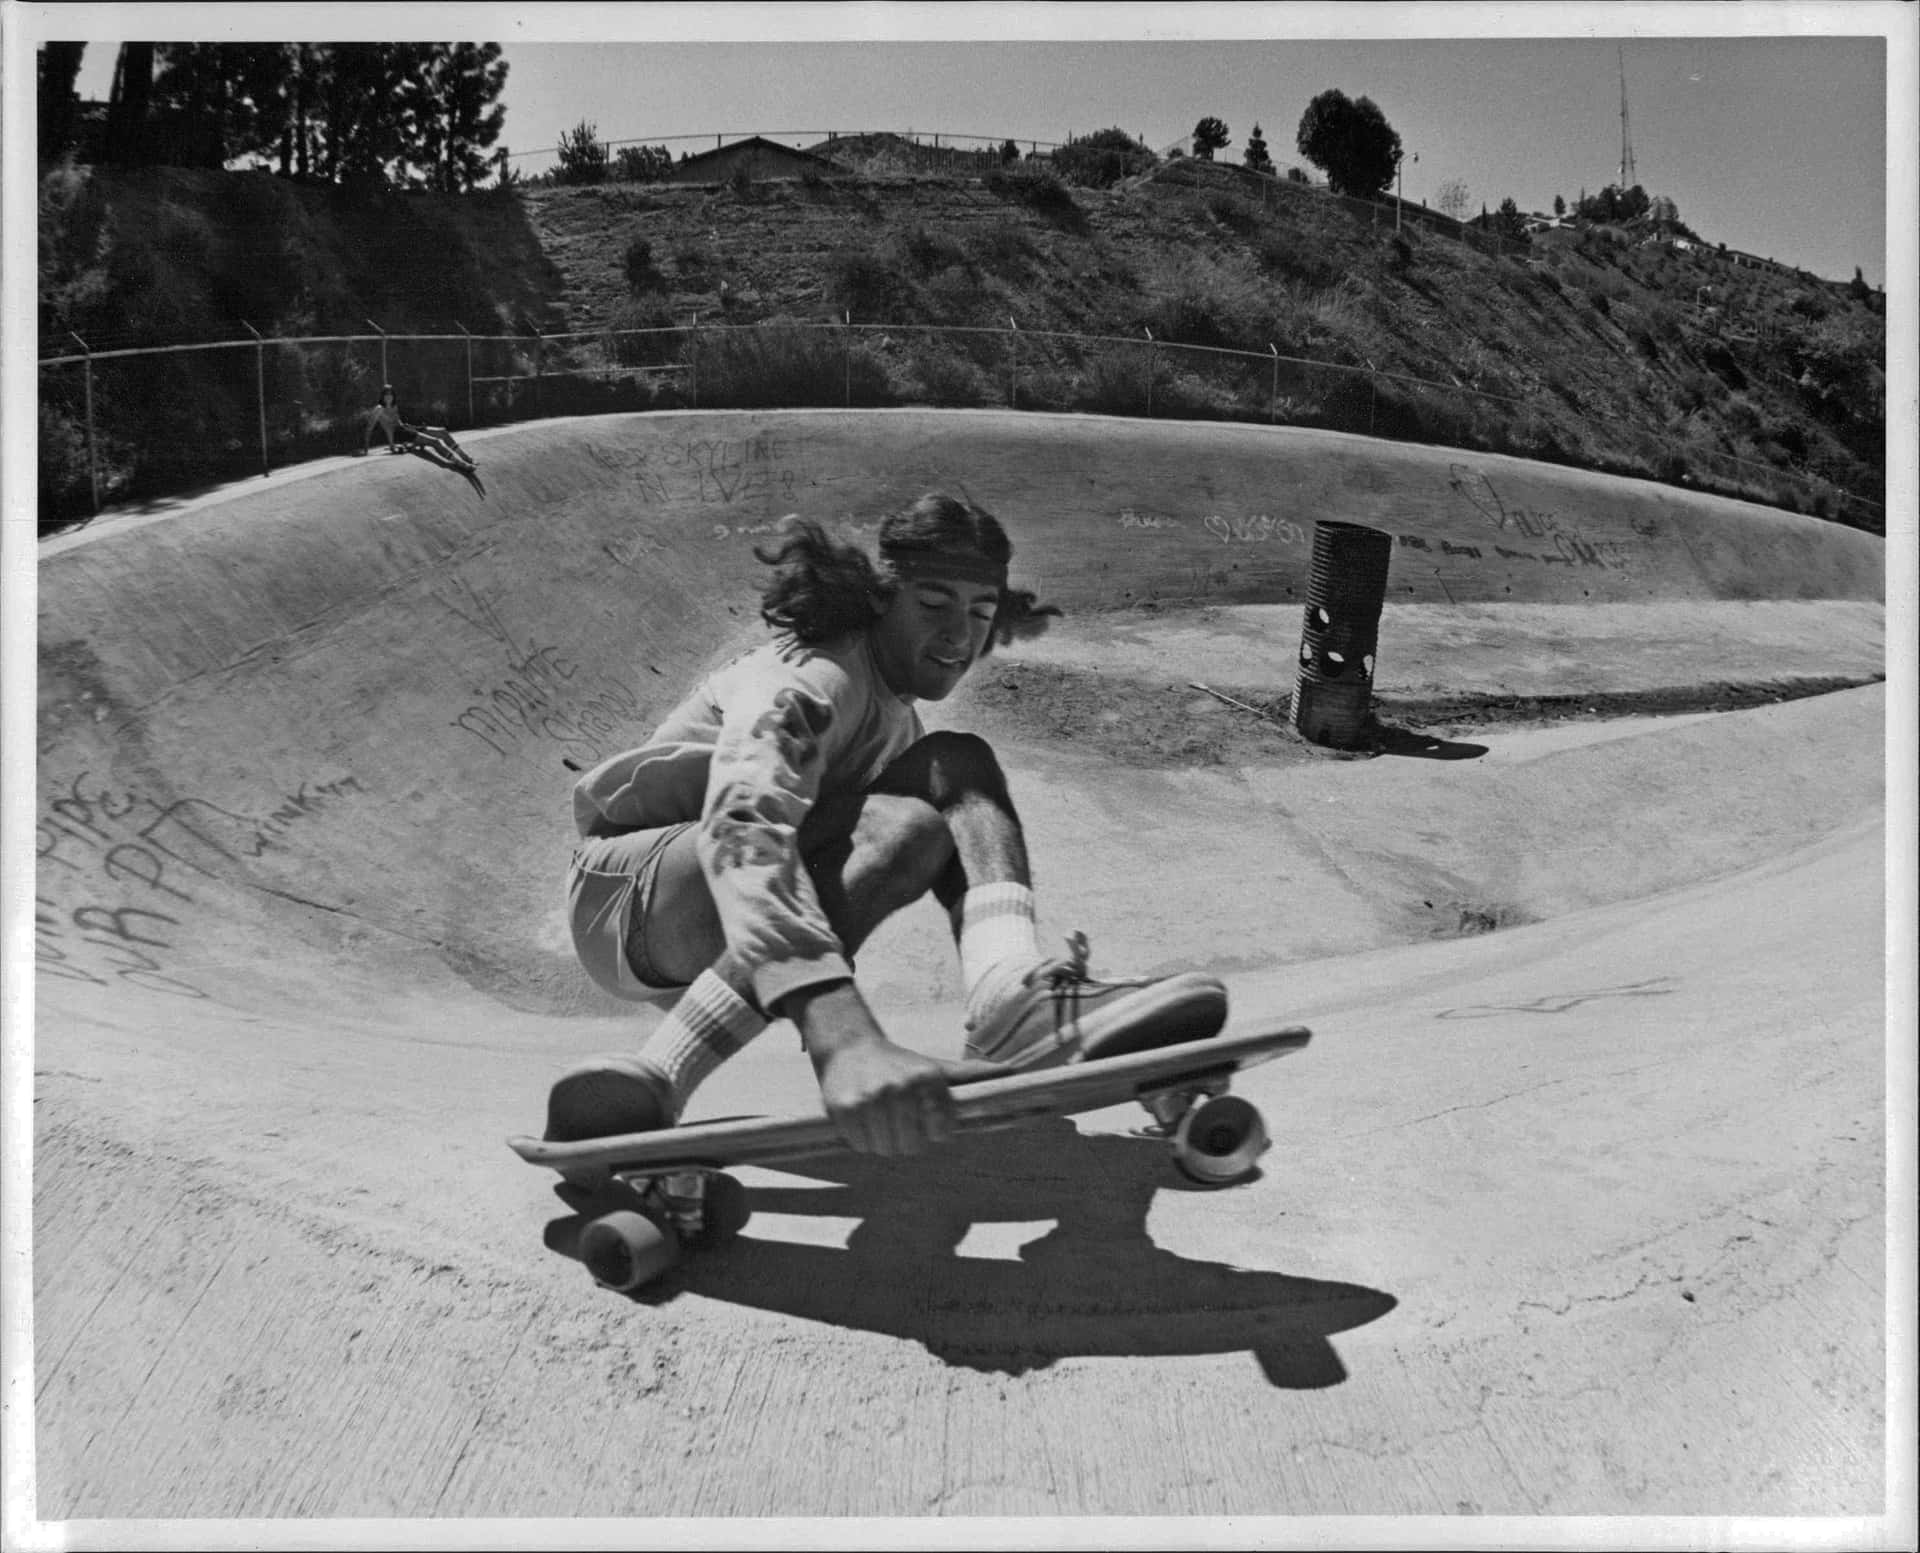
[572,632,924,1010]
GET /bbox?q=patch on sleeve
[704,781,787,871]
[750,687,833,771]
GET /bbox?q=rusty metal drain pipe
[1290,520,1393,749]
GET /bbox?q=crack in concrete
[1338,1072,1577,1138]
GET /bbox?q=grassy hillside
[37,158,1885,533]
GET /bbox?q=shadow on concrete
[542,1120,1396,1388]
[1368,719,1490,761]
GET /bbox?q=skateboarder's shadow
[546,1119,1396,1389]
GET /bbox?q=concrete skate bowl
[29,409,1893,1524]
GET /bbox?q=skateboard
[509,1022,1311,1293]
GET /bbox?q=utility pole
[1618,44,1637,189]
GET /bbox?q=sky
[35,2,1910,286]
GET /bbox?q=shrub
[623,236,665,294]
[984,166,1084,229]
[1258,229,1338,287]
[1723,393,1762,433]
[921,265,990,324]
[829,246,904,319]
[970,220,1037,275]
[1700,341,1747,390]
[1765,421,1809,464]
[690,320,892,407]
[1140,252,1275,352]
[555,120,608,185]
[614,145,671,183]
[608,298,681,365]
[1207,193,1260,237]
[904,347,995,406]
[1051,128,1157,188]
[1151,366,1247,422]
[1076,345,1150,415]
[897,223,971,274]
[1655,450,1691,485]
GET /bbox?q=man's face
[869,569,1000,701]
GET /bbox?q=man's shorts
[568,822,699,1001]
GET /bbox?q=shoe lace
[1035,930,1092,992]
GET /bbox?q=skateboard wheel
[690,1172,752,1247]
[1172,1095,1269,1186]
[579,1209,680,1291]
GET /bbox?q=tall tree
[1294,88,1401,198]
[412,42,508,191]
[321,43,431,184]
[37,42,87,161]
[102,42,156,166]
[1191,115,1230,161]
[149,43,266,167]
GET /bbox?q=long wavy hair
[753,493,1055,651]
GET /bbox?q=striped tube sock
[953,882,1043,1031]
[639,969,769,1115]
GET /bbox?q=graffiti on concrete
[594,433,802,508]
[710,519,792,541]
[37,769,366,999]
[1435,976,1679,1021]
[1119,508,1181,531]
[1203,513,1308,547]
[664,433,801,506]
[439,579,643,763]
[1445,463,1634,572]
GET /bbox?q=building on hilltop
[665,136,846,185]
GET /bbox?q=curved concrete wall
[35,410,1884,1021]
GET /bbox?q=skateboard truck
[1138,1073,1271,1184]
[579,1168,753,1291]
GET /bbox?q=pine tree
[1243,122,1273,175]
[412,42,508,191]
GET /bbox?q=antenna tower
[1617,44,1637,189]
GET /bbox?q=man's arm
[700,664,957,1153]
[780,979,955,1156]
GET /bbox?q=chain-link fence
[37,318,1883,535]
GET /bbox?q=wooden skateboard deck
[511,1023,1311,1292]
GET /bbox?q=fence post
[1008,316,1018,409]
[688,312,699,408]
[843,310,852,408]
[70,331,99,515]
[365,318,387,383]
[1143,327,1155,417]
[531,325,544,415]
[1269,342,1279,423]
[459,324,475,426]
[243,322,269,477]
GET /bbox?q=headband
[881,548,1010,591]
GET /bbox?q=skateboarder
[550,493,1228,1156]
[360,386,485,496]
